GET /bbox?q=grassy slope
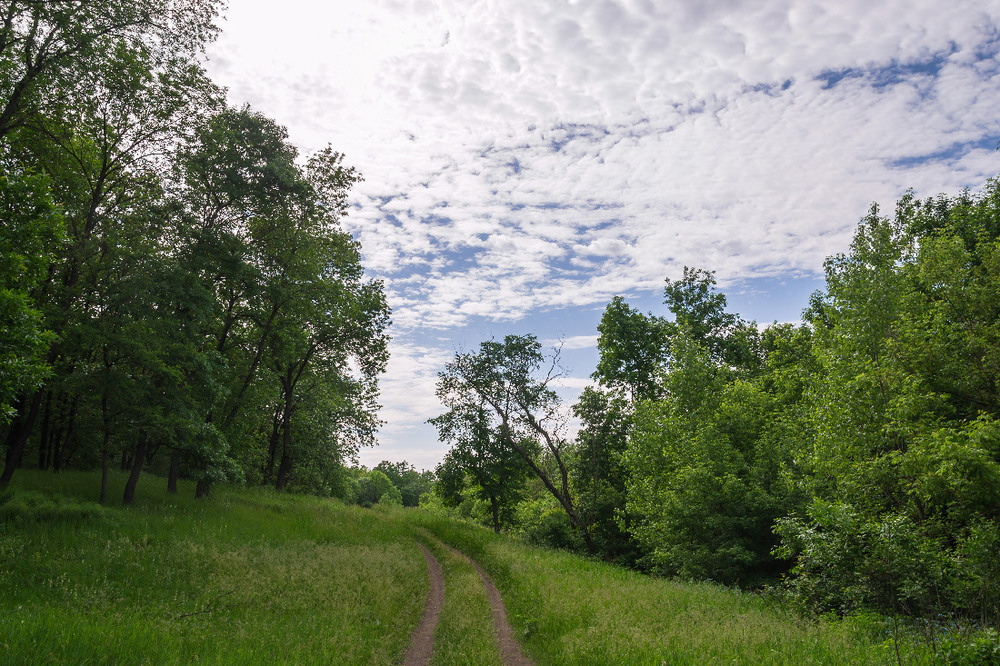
[404,510,930,665]
[2,472,929,664]
[0,471,425,665]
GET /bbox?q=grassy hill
[1,472,925,664]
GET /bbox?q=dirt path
[441,543,534,666]
[403,543,445,666]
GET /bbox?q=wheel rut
[403,537,533,666]
[403,543,445,665]
[440,543,534,666]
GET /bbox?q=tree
[430,405,530,532]
[373,460,434,508]
[0,163,61,427]
[570,386,638,562]
[434,335,596,551]
[0,0,222,140]
[593,296,669,401]
[354,469,402,508]
[778,183,1000,624]
[0,0,223,493]
[623,320,806,585]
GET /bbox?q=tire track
[403,542,445,665]
[440,543,534,666]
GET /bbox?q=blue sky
[204,0,1000,470]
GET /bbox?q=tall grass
[1,470,425,665]
[404,510,940,665]
[2,472,948,665]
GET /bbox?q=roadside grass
[0,470,425,665]
[404,510,939,665]
[413,530,502,666]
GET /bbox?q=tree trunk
[0,390,43,488]
[167,449,180,494]
[490,495,501,534]
[274,404,293,491]
[37,391,53,469]
[275,449,292,492]
[100,448,110,505]
[195,479,211,498]
[263,409,281,483]
[100,391,111,504]
[122,439,147,505]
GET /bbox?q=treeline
[0,1,389,502]
[428,183,1000,634]
[342,460,435,508]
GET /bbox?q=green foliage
[354,469,403,508]
[779,182,1000,628]
[430,403,530,532]
[433,335,595,550]
[374,460,435,507]
[593,296,669,401]
[0,0,387,500]
[0,165,62,422]
[623,315,805,584]
[569,386,638,563]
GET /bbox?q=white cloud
[206,0,1000,467]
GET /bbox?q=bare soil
[403,542,445,665]
[442,543,534,666]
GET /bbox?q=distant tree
[373,460,434,508]
[430,405,530,532]
[354,469,401,507]
[434,335,596,552]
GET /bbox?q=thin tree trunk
[263,408,282,483]
[274,375,295,492]
[167,449,180,494]
[100,448,110,505]
[53,397,77,472]
[0,390,43,488]
[195,479,211,498]
[122,438,147,505]
[490,495,501,534]
[100,390,111,504]
[37,391,53,469]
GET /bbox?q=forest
[2,0,999,659]
[0,0,389,504]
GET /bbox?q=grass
[1,470,425,665]
[2,470,948,664]
[403,510,942,665]
[413,530,502,666]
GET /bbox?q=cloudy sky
[205,0,1000,470]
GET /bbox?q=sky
[204,0,1000,470]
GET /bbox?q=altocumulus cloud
[206,0,1000,468]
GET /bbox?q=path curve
[403,542,445,666]
[442,544,534,666]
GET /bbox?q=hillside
[0,471,932,665]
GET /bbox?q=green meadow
[1,471,933,664]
